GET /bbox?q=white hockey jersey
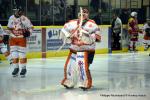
[143,23,150,31]
[7,15,33,37]
[61,19,101,51]
[142,23,150,40]
[0,24,7,43]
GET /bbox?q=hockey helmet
[83,8,89,14]
[131,12,137,17]
[13,6,24,18]
[78,8,89,19]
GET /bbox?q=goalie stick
[55,7,83,54]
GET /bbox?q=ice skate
[79,87,89,91]
[63,84,74,89]
[61,79,74,89]
[12,68,19,77]
[20,69,27,78]
[62,82,74,89]
[78,82,90,91]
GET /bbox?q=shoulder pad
[88,20,96,24]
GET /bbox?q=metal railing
[0,0,148,25]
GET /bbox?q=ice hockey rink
[0,52,150,100]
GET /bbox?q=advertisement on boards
[27,29,42,52]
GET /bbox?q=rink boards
[0,25,145,59]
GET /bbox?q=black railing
[0,0,149,26]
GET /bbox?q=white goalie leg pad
[77,52,92,88]
[63,53,78,87]
[77,52,87,87]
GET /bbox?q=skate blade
[79,87,88,91]
[63,85,74,89]
[12,74,18,77]
[20,75,26,78]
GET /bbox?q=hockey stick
[78,7,83,39]
[55,7,83,55]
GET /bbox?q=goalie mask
[78,8,89,20]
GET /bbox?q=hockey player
[127,12,140,52]
[142,18,150,54]
[60,8,101,90]
[0,24,12,64]
[111,13,122,50]
[7,7,33,77]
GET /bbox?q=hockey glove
[23,30,30,38]
[3,35,9,44]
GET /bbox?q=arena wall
[0,25,145,60]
